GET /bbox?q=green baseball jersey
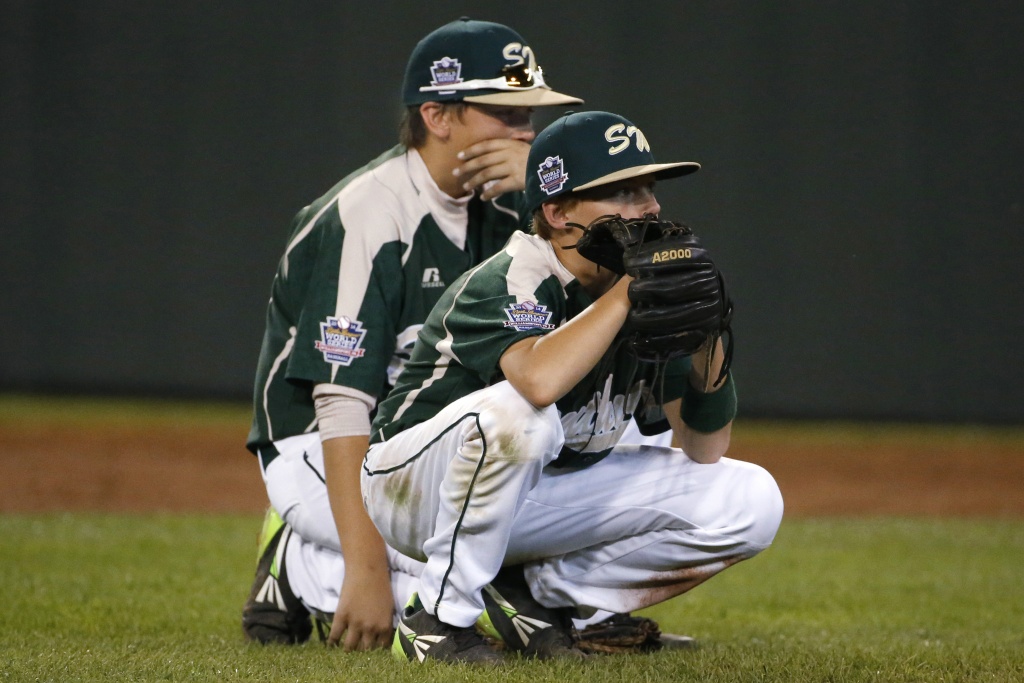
[371,231,689,467]
[247,145,525,456]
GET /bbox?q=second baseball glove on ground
[576,613,697,654]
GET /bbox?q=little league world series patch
[537,156,569,195]
[503,301,555,331]
[315,316,367,366]
[430,57,462,88]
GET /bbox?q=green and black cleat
[477,565,587,660]
[393,593,503,665]
[241,508,313,644]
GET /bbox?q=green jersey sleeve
[442,271,567,385]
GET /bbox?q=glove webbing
[561,213,647,272]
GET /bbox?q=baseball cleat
[477,565,587,660]
[241,508,313,644]
[393,594,503,665]
[307,606,336,644]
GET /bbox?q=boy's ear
[541,200,571,231]
[419,102,450,140]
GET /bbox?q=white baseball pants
[362,380,784,628]
[261,432,422,617]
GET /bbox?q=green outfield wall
[2,1,1021,422]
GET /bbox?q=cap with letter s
[525,110,701,213]
[401,17,582,107]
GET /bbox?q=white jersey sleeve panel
[330,154,426,384]
[333,168,404,320]
[503,233,575,303]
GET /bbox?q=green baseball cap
[402,18,582,107]
[525,111,700,213]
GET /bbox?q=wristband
[680,373,737,433]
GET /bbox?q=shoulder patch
[503,301,555,331]
[315,316,367,365]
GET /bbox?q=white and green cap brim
[463,87,583,106]
[525,111,700,212]
[402,18,581,107]
[573,162,699,191]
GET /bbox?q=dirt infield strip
[0,399,1021,516]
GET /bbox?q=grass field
[3,514,1022,682]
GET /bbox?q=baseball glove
[572,214,733,383]
[576,613,696,654]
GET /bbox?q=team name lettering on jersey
[605,124,651,155]
[560,378,645,456]
[503,301,555,331]
[315,316,367,366]
[650,248,692,263]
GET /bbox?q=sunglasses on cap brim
[419,63,547,93]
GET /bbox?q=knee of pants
[740,463,784,551]
[475,381,563,463]
[283,505,340,550]
[263,441,339,551]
